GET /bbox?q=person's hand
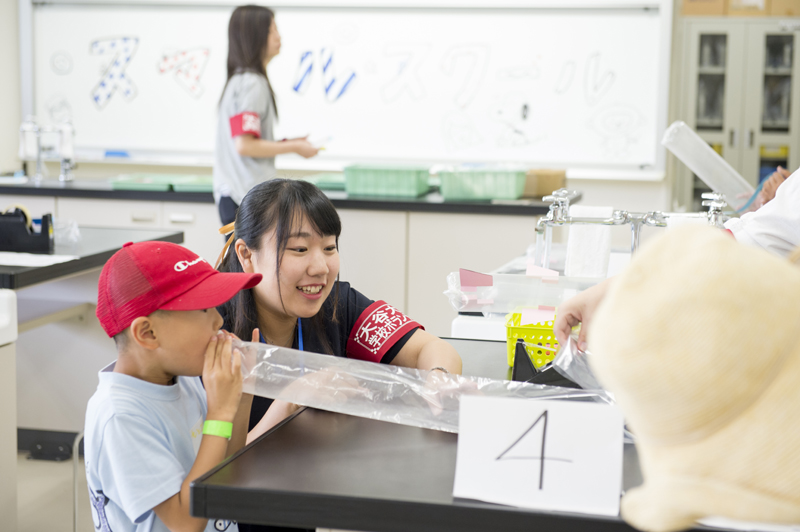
[554,278,614,351]
[203,332,243,423]
[756,166,792,208]
[292,137,319,159]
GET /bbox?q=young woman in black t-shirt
[217,178,463,440]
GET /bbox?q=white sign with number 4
[453,396,625,517]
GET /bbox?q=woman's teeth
[298,285,323,294]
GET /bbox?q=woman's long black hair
[218,179,341,354]
[220,5,278,118]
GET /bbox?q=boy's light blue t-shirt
[84,363,237,532]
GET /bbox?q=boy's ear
[235,239,255,274]
[129,316,160,350]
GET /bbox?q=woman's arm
[247,400,299,444]
[235,134,319,158]
[390,329,463,374]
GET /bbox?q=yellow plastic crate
[505,308,558,369]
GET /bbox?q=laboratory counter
[190,338,711,532]
[0,179,562,216]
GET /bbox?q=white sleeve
[724,170,800,257]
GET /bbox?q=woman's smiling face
[249,216,339,320]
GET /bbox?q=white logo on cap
[174,257,206,272]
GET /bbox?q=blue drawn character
[89,488,113,532]
[320,47,356,103]
[90,37,139,109]
[214,519,235,530]
[292,51,314,94]
[291,48,355,102]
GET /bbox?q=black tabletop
[189,339,705,532]
[0,180,565,216]
[0,227,183,289]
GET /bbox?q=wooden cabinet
[407,212,540,337]
[162,202,222,263]
[336,209,407,313]
[0,195,56,220]
[58,197,162,228]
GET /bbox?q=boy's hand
[203,332,242,423]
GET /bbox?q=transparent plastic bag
[551,335,613,403]
[54,218,81,246]
[444,271,600,315]
[235,340,599,434]
[551,336,635,441]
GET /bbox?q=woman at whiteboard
[214,5,319,226]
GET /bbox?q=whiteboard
[33,5,667,171]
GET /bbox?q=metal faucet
[535,189,731,268]
[59,158,75,182]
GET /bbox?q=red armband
[346,301,423,363]
[229,112,261,138]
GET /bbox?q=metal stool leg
[73,432,84,532]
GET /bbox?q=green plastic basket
[302,173,346,191]
[171,175,213,193]
[344,165,431,197]
[111,174,213,192]
[111,174,174,191]
[505,308,559,369]
[439,168,526,200]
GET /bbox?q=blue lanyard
[259,318,304,351]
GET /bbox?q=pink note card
[460,269,493,288]
[525,259,558,279]
[526,261,559,279]
[520,306,556,326]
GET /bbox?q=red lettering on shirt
[230,112,261,138]
[346,301,423,363]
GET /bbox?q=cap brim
[159,271,262,311]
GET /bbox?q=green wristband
[202,420,233,440]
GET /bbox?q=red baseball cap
[96,241,262,337]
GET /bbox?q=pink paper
[520,307,556,326]
[460,268,493,288]
[526,261,559,279]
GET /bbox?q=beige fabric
[587,226,800,532]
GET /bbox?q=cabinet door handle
[748,129,755,149]
[169,213,195,224]
[729,129,738,148]
[131,211,156,222]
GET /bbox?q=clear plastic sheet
[235,340,599,434]
[551,336,635,442]
[444,271,600,315]
[662,121,754,211]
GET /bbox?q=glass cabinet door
[743,24,800,187]
[684,21,746,209]
[696,34,727,131]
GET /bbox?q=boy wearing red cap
[84,241,262,532]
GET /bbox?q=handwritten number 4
[496,410,571,490]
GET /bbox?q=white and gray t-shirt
[213,71,277,205]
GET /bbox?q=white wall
[1,0,21,173]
